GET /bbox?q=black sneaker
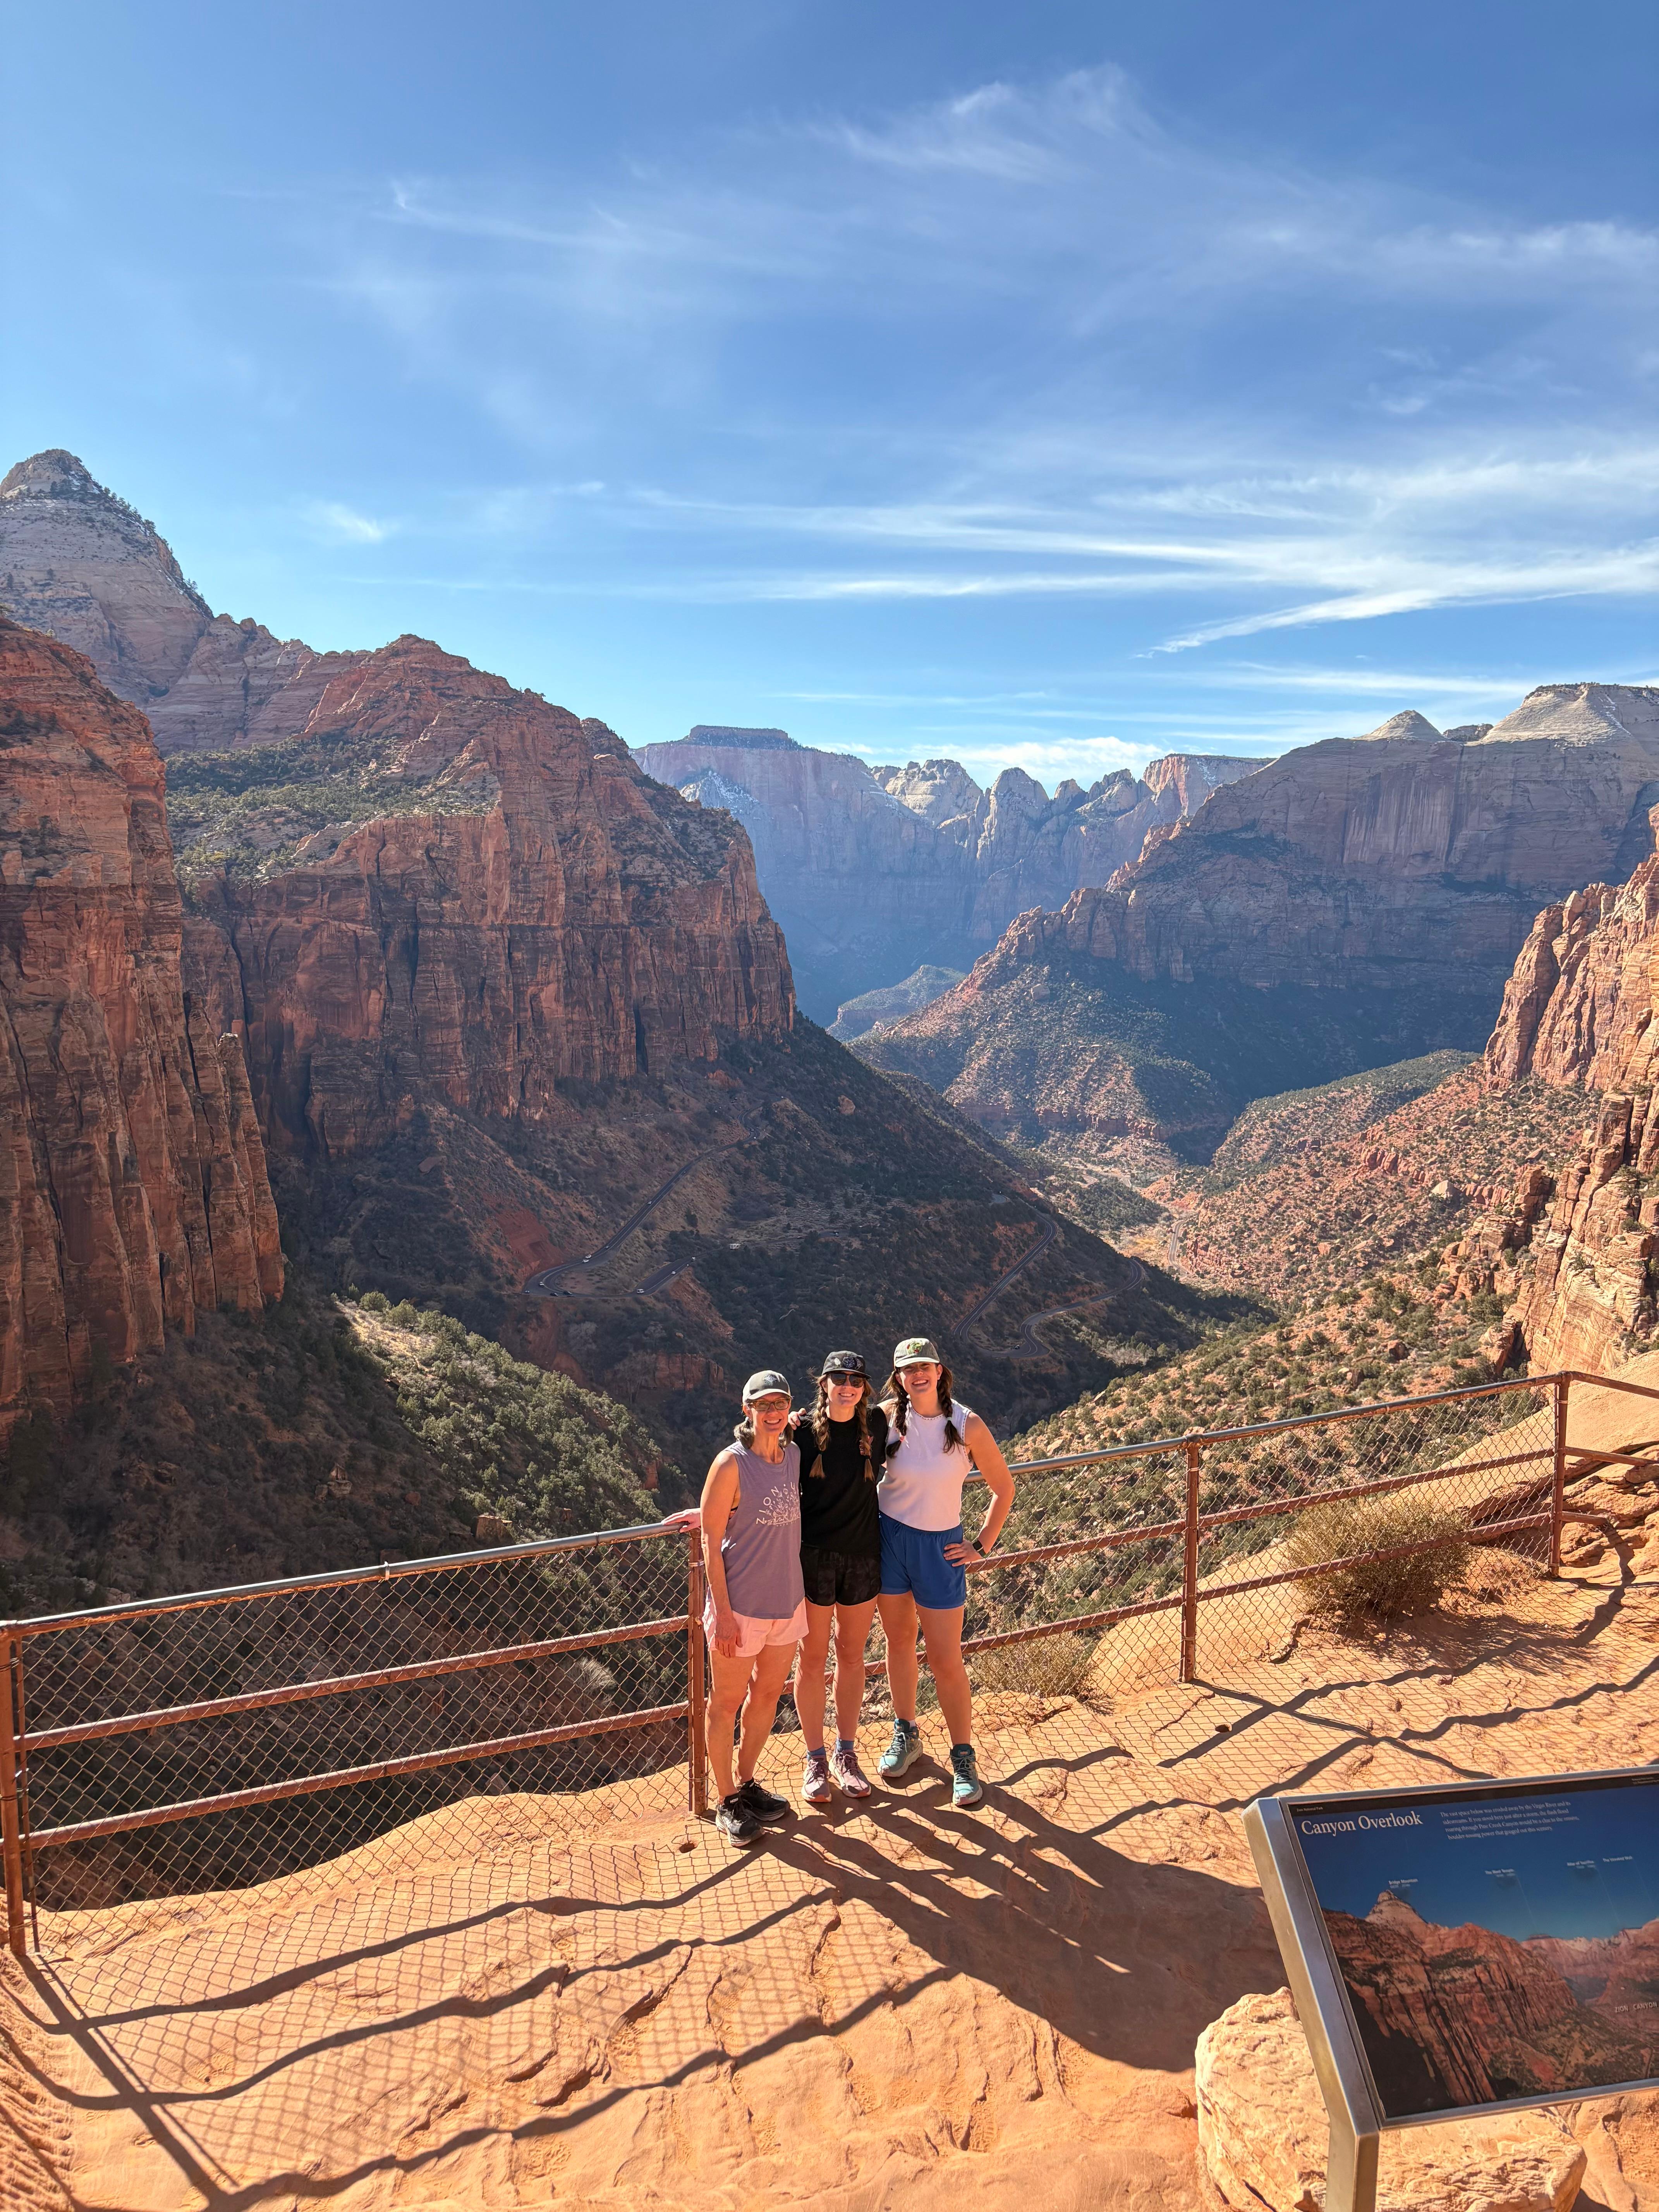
[737,1776,792,1826]
[715,1791,764,1846]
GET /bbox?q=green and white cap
[892,1336,941,1369]
[742,1369,791,1401]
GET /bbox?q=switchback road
[521,1134,752,1298]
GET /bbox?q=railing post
[1549,1373,1570,1576]
[0,1631,25,1956]
[1180,1439,1202,1684]
[686,1531,708,1817]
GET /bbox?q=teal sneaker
[879,1718,923,1781]
[950,1744,984,1808]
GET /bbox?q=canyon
[635,723,1261,1017]
[0,459,1195,1590]
[859,690,1659,1171]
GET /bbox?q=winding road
[521,1135,752,1299]
[952,1206,1147,1360]
[951,1213,1061,1334]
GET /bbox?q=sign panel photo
[1289,1774,1659,2119]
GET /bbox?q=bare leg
[793,1603,835,1752]
[832,1597,879,1738]
[707,1648,758,1800]
[737,1643,797,1784]
[917,1604,973,1745]
[878,1592,920,1723]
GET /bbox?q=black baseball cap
[819,1350,868,1380]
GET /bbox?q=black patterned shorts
[800,1547,883,1608]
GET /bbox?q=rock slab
[1196,1987,1586,2212]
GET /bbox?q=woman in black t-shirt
[792,1349,887,1807]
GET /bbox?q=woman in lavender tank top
[697,1369,808,1846]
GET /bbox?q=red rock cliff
[187,638,795,1158]
[1483,857,1659,1371]
[0,618,283,1436]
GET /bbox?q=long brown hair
[883,1363,963,1455]
[808,1374,876,1478]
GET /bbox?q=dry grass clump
[1285,1492,1470,1626]
[970,1630,1098,1699]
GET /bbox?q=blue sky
[1297,1783,1659,1942]
[7,1,1656,787]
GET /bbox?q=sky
[1295,1781,1659,1942]
[5,0,1657,789]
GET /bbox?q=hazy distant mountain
[636,725,1261,1018]
[828,963,967,1041]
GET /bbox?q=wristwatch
[971,1535,990,1558]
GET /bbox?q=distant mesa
[684,724,799,751]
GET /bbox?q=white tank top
[878,1403,976,1532]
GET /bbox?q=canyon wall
[184,639,796,1159]
[1482,858,1659,1372]
[634,725,1261,1017]
[0,617,282,1437]
[976,693,1659,998]
[0,450,366,754]
[858,694,1659,1170]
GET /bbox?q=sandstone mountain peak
[0,447,212,702]
[0,446,373,753]
[1482,681,1659,747]
[1354,709,1443,743]
[1369,1887,1431,1928]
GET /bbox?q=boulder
[1196,1987,1586,2212]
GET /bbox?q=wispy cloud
[307,500,398,544]
[252,58,1659,769]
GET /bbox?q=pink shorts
[702,1596,808,1658]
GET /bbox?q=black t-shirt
[795,1406,888,1557]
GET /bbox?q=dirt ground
[5,1364,1659,2209]
[3,1543,1658,2210]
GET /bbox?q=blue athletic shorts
[879,1514,967,1610]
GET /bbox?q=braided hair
[808,1374,876,1477]
[883,1363,963,1456]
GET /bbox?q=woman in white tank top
[874,1336,1015,1808]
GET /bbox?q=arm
[699,1449,743,1657]
[944,1413,1015,1565]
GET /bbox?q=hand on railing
[661,1508,701,1534]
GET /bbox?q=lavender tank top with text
[719,1442,805,1617]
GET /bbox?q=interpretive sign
[1246,1767,1659,2212]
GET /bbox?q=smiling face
[825,1375,867,1417]
[745,1390,792,1440]
[898,1360,941,1401]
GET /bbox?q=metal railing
[2,1366,1649,1956]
